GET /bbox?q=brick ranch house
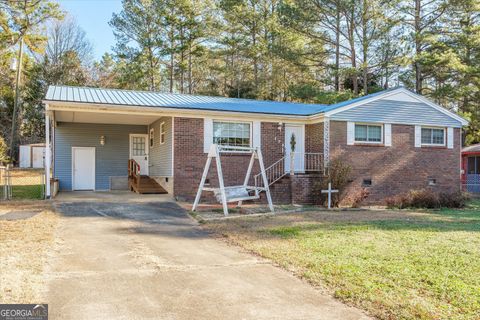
[42,85,468,204]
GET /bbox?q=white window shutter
[414,125,421,148]
[203,118,213,153]
[347,122,355,145]
[447,127,454,149]
[384,124,392,147]
[252,121,261,148]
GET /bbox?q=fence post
[0,167,5,200]
[6,164,11,199]
[45,111,51,198]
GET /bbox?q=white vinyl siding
[330,95,464,128]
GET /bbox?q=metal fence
[462,174,480,194]
[0,166,45,200]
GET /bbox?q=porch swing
[191,144,274,216]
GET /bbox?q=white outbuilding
[19,143,45,168]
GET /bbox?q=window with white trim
[213,121,251,147]
[421,127,445,146]
[354,124,382,143]
[149,128,154,147]
[159,122,166,145]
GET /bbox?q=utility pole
[9,36,24,160]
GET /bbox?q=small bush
[386,189,468,209]
[409,189,440,208]
[341,187,370,208]
[439,191,469,208]
[319,159,351,207]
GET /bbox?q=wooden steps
[129,176,168,194]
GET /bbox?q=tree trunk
[148,47,155,91]
[179,28,185,94]
[188,41,193,94]
[362,0,368,94]
[9,36,24,158]
[414,0,422,94]
[335,7,340,92]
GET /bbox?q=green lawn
[11,185,44,200]
[204,201,480,319]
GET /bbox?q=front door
[72,147,95,190]
[285,124,305,173]
[130,134,149,175]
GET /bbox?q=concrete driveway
[47,193,369,320]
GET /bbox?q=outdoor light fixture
[100,135,105,146]
[278,122,283,131]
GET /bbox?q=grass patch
[204,202,480,320]
[11,185,44,200]
[268,226,301,238]
[0,203,58,303]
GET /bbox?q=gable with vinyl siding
[328,92,464,128]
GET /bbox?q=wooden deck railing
[128,159,141,191]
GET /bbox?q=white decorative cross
[321,182,339,209]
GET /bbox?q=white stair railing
[255,152,325,188]
[254,156,286,188]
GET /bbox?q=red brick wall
[173,118,287,202]
[291,174,324,204]
[329,121,461,203]
[305,122,324,153]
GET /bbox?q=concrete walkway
[47,195,370,320]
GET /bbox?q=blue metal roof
[45,85,331,116]
[45,85,416,117]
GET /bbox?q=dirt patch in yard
[0,202,59,303]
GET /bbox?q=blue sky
[57,0,123,60]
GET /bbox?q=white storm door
[72,147,95,190]
[130,134,149,175]
[285,124,305,173]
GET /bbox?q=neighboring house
[42,86,467,204]
[461,144,480,193]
